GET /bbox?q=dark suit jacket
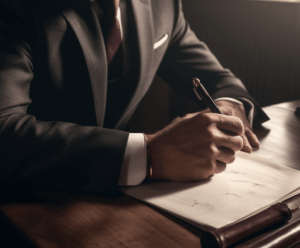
[0,0,269,195]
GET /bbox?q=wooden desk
[1,100,300,248]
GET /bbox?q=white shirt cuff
[214,97,254,127]
[118,133,147,186]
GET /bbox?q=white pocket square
[154,34,168,49]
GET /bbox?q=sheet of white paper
[121,151,300,229]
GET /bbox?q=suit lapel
[59,0,108,127]
[52,0,154,129]
[114,0,154,129]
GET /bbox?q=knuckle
[235,118,244,134]
[206,127,216,141]
[236,136,244,150]
[206,144,218,158]
[198,113,216,126]
[207,159,216,171]
[244,127,254,136]
[227,116,244,134]
[227,153,236,164]
[244,127,251,133]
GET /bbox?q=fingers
[215,132,244,152]
[214,100,259,149]
[241,133,252,153]
[215,160,227,174]
[200,113,244,136]
[240,127,260,152]
[217,116,244,136]
[204,147,235,175]
[191,146,236,181]
[245,127,260,147]
[191,159,227,181]
[199,112,260,153]
[217,146,236,164]
[193,159,227,181]
[194,113,243,164]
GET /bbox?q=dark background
[130,0,300,133]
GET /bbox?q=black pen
[192,77,223,114]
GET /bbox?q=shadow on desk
[0,210,39,248]
[0,189,139,248]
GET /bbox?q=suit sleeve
[157,0,269,126]
[0,2,128,196]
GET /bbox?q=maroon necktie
[92,0,123,79]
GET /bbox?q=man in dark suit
[0,0,269,196]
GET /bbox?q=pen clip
[192,77,202,100]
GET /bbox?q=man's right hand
[146,112,244,182]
